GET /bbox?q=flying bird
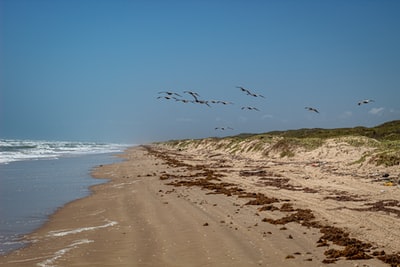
[175,98,192,103]
[183,91,212,106]
[195,99,211,107]
[217,101,234,105]
[236,86,265,98]
[237,86,251,95]
[157,96,174,100]
[210,100,234,105]
[305,107,319,113]
[241,106,260,111]
[183,91,200,101]
[248,92,265,98]
[158,91,182,97]
[358,99,374,106]
[215,127,234,130]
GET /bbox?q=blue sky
[1,0,399,143]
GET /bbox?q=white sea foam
[112,180,140,188]
[47,220,118,237]
[36,239,93,267]
[0,139,132,164]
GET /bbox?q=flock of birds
[157,86,375,131]
[157,90,235,107]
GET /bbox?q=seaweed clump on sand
[373,251,400,267]
[258,177,319,193]
[352,199,400,218]
[241,192,280,206]
[262,209,376,263]
[261,208,316,228]
[319,226,372,262]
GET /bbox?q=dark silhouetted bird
[183,91,200,101]
[305,107,319,113]
[157,96,173,100]
[158,91,182,97]
[210,100,234,105]
[236,86,265,98]
[215,127,234,130]
[241,106,260,111]
[358,99,374,106]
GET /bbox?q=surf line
[47,220,118,237]
[37,239,93,267]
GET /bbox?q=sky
[1,0,399,144]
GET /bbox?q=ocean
[0,139,130,255]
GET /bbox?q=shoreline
[0,152,120,256]
[0,145,398,266]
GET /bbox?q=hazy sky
[1,0,399,143]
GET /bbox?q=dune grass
[164,120,400,165]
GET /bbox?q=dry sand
[1,143,399,266]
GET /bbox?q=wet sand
[0,144,399,266]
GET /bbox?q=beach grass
[165,120,400,164]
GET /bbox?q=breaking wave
[0,139,131,164]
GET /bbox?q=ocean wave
[36,239,94,267]
[47,220,118,237]
[0,139,132,164]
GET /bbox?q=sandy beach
[1,141,399,266]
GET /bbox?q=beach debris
[305,107,319,113]
[358,99,374,106]
[308,161,327,167]
[384,181,394,186]
[372,173,400,186]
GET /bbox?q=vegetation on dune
[370,140,400,167]
[163,120,400,165]
[372,151,400,167]
[267,120,400,141]
[260,137,325,158]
